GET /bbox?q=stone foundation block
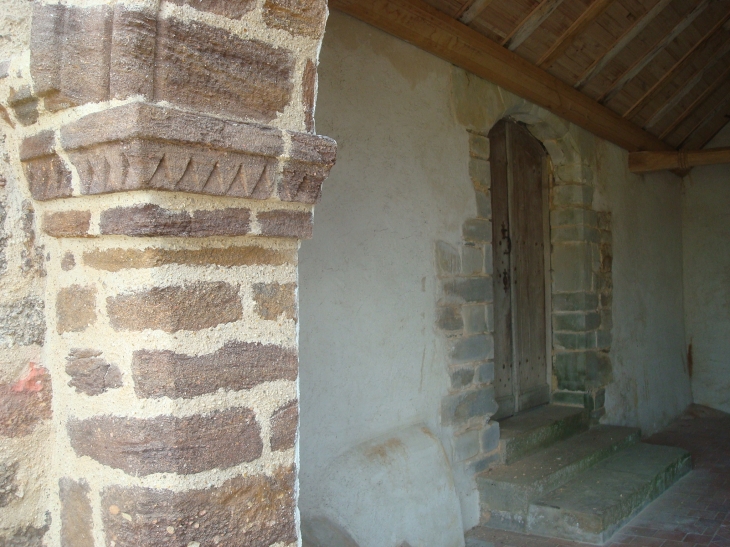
[258,209,314,239]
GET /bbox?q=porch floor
[466,405,730,547]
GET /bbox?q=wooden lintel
[629,147,730,173]
[329,0,673,154]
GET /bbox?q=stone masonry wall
[0,1,335,546]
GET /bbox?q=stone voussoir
[68,407,263,476]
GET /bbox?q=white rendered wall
[682,124,730,414]
[597,140,693,435]
[299,10,475,531]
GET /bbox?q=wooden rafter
[457,0,496,24]
[537,0,613,68]
[599,0,712,105]
[502,0,566,51]
[623,11,730,119]
[659,65,730,139]
[645,37,730,129]
[574,0,673,90]
[629,147,730,172]
[695,115,730,150]
[329,0,672,154]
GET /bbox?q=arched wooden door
[490,119,551,420]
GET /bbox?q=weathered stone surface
[0,462,18,507]
[463,219,492,243]
[463,304,487,334]
[279,131,337,203]
[30,3,113,110]
[65,349,123,396]
[552,184,593,207]
[450,334,494,363]
[167,0,257,18]
[107,282,242,333]
[469,157,490,189]
[450,367,475,389]
[552,242,593,292]
[60,478,93,547]
[270,400,298,451]
[100,205,251,237]
[436,241,460,277]
[132,341,298,399]
[8,86,39,126]
[481,421,500,452]
[553,292,599,312]
[475,189,492,219]
[442,386,497,425]
[477,360,495,383]
[61,253,75,271]
[68,407,262,476]
[437,306,463,332]
[84,245,295,271]
[453,428,480,462]
[258,209,313,239]
[263,0,328,39]
[156,17,294,122]
[109,5,156,100]
[554,331,597,351]
[553,312,601,332]
[0,297,45,346]
[0,364,52,438]
[303,59,317,132]
[101,466,296,546]
[469,132,490,159]
[253,282,297,321]
[56,285,96,334]
[554,351,591,391]
[462,244,484,275]
[42,211,91,238]
[442,277,493,304]
[20,133,72,201]
[551,208,597,227]
[0,521,49,547]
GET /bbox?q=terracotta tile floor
[466,405,730,547]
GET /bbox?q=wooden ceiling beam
[599,0,712,105]
[623,10,730,119]
[645,37,730,129]
[659,65,730,139]
[629,146,730,173]
[574,0,673,90]
[329,0,673,153]
[457,0,496,24]
[537,0,613,68]
[502,0,566,51]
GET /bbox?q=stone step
[478,425,640,532]
[527,443,692,544]
[498,404,589,465]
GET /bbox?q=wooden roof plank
[329,0,673,153]
[659,63,730,139]
[645,36,730,129]
[623,9,730,119]
[503,0,566,51]
[599,0,713,105]
[537,0,614,68]
[575,0,674,89]
[679,92,730,149]
[457,0,496,24]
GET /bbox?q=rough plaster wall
[0,0,51,541]
[299,10,473,529]
[598,140,692,435]
[682,124,730,413]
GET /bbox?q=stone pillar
[21,1,334,545]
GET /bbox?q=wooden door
[489,120,550,420]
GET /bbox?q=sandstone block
[155,17,294,122]
[481,421,500,453]
[442,386,497,425]
[68,407,262,476]
[469,132,490,159]
[552,184,593,208]
[475,190,492,219]
[101,466,296,546]
[107,282,242,333]
[450,334,494,363]
[166,0,256,19]
[302,59,317,132]
[553,312,601,333]
[463,219,492,243]
[65,349,123,396]
[0,364,52,438]
[263,0,328,39]
[462,304,487,334]
[477,360,495,383]
[100,205,251,238]
[437,306,463,332]
[462,244,484,275]
[436,241,460,277]
[42,211,91,238]
[109,5,157,100]
[270,400,298,452]
[450,366,475,389]
[552,291,598,312]
[469,157,490,189]
[253,282,297,321]
[442,277,493,304]
[132,341,298,399]
[60,478,93,547]
[56,285,96,334]
[258,209,313,239]
[84,246,295,271]
[554,331,597,351]
[453,428,480,462]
